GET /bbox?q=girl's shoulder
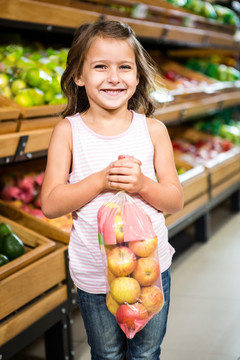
[146,116,168,138]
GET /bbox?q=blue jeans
[77,268,171,360]
[78,269,171,360]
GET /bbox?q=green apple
[14,89,34,107]
[1,86,12,99]
[11,79,27,95]
[28,88,45,106]
[0,73,9,89]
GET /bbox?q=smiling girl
[41,20,183,360]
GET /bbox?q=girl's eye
[120,65,131,69]
[94,64,106,69]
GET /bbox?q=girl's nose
[107,67,120,84]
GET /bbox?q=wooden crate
[0,242,67,320]
[176,159,209,204]
[18,104,65,119]
[0,283,67,345]
[0,200,70,244]
[0,128,53,159]
[165,193,209,227]
[0,95,21,122]
[18,116,60,131]
[165,158,209,227]
[0,214,56,280]
[169,127,240,197]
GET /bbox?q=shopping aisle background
[11,201,240,360]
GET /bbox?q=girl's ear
[74,77,84,87]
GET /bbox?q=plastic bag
[98,190,164,339]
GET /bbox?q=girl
[41,19,183,360]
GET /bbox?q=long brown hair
[61,19,160,118]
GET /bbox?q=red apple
[110,277,141,304]
[132,257,160,286]
[140,286,164,316]
[116,303,148,334]
[106,293,119,316]
[108,246,136,277]
[128,237,158,257]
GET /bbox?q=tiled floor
[10,202,240,360]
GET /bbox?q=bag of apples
[98,190,164,339]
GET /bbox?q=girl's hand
[106,156,143,193]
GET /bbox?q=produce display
[194,115,240,145]
[0,222,25,266]
[98,186,164,339]
[165,0,239,26]
[185,57,240,82]
[170,127,235,164]
[0,171,72,233]
[0,41,68,107]
[162,69,200,89]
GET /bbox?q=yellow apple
[110,277,141,304]
[108,246,136,277]
[106,293,119,316]
[140,286,164,316]
[132,257,160,286]
[128,237,158,257]
[107,269,116,284]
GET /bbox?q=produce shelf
[0,0,239,49]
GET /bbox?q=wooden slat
[0,284,67,345]
[165,193,209,227]
[0,244,67,320]
[181,171,209,204]
[210,153,240,186]
[0,214,56,280]
[19,116,60,131]
[211,173,240,199]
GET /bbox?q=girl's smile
[75,37,139,111]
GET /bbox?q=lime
[2,233,25,260]
[0,253,9,266]
[0,222,13,253]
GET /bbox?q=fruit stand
[0,0,240,358]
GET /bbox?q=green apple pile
[100,201,164,339]
[165,0,239,26]
[0,43,68,107]
[185,57,240,82]
[194,115,240,145]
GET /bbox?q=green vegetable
[1,233,25,261]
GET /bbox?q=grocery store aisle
[12,203,240,360]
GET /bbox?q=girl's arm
[41,119,109,218]
[107,118,184,214]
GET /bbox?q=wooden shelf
[0,0,239,49]
[154,89,240,125]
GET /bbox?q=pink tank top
[67,111,174,293]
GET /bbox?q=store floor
[11,202,240,360]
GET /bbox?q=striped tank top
[67,111,175,294]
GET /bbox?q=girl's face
[75,36,139,113]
